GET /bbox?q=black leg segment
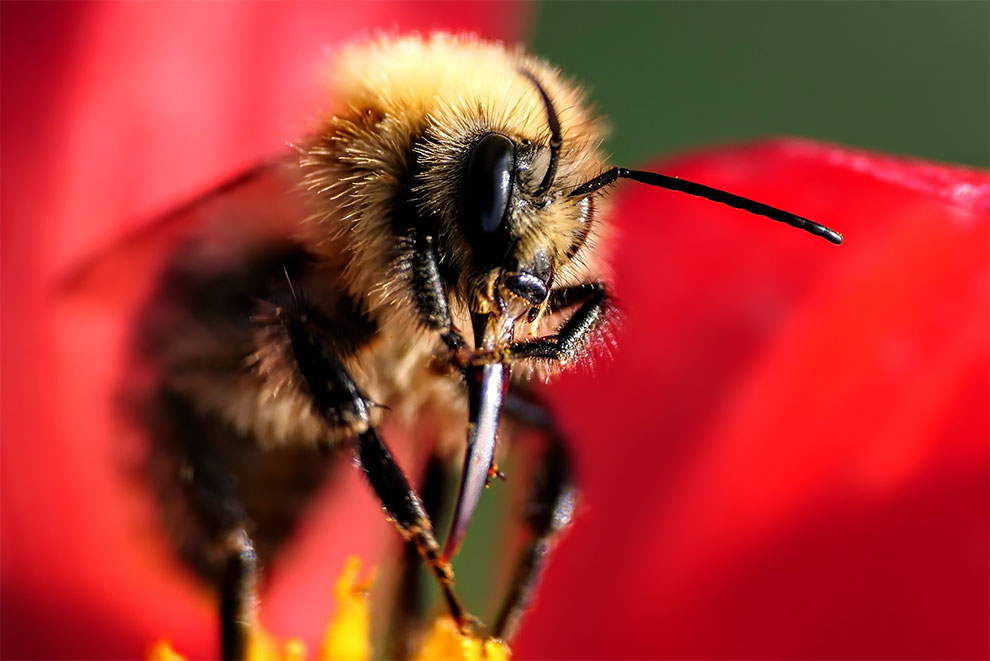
[498,281,609,364]
[356,428,468,626]
[493,392,578,642]
[278,297,472,629]
[408,229,468,353]
[386,452,453,660]
[220,529,257,660]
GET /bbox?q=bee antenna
[520,69,562,197]
[569,167,843,245]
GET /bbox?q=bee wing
[61,158,305,307]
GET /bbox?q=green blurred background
[527,0,989,168]
[445,0,988,625]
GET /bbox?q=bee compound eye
[464,133,515,234]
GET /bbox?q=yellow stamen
[415,617,511,661]
[320,555,375,661]
[149,555,509,661]
[148,641,185,661]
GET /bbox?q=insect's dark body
[131,33,841,660]
[135,35,607,596]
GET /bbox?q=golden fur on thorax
[292,33,613,436]
[302,33,610,331]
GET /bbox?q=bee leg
[467,281,610,365]
[283,304,475,627]
[220,528,257,660]
[408,229,469,352]
[492,392,577,642]
[511,281,608,362]
[356,427,473,629]
[282,309,472,629]
[386,452,452,659]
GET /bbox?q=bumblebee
[132,33,841,659]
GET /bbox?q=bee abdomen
[133,231,378,578]
[144,384,338,579]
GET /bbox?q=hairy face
[412,76,605,319]
[300,35,611,337]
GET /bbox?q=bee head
[414,70,599,319]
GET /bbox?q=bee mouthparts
[442,311,517,560]
[443,359,508,560]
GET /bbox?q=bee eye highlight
[464,133,515,234]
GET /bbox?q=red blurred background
[2,2,987,659]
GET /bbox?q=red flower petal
[515,139,989,659]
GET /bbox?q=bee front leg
[509,281,610,363]
[493,392,577,642]
[465,281,611,366]
[485,284,607,637]
[407,229,469,352]
[355,427,471,627]
[280,305,473,630]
